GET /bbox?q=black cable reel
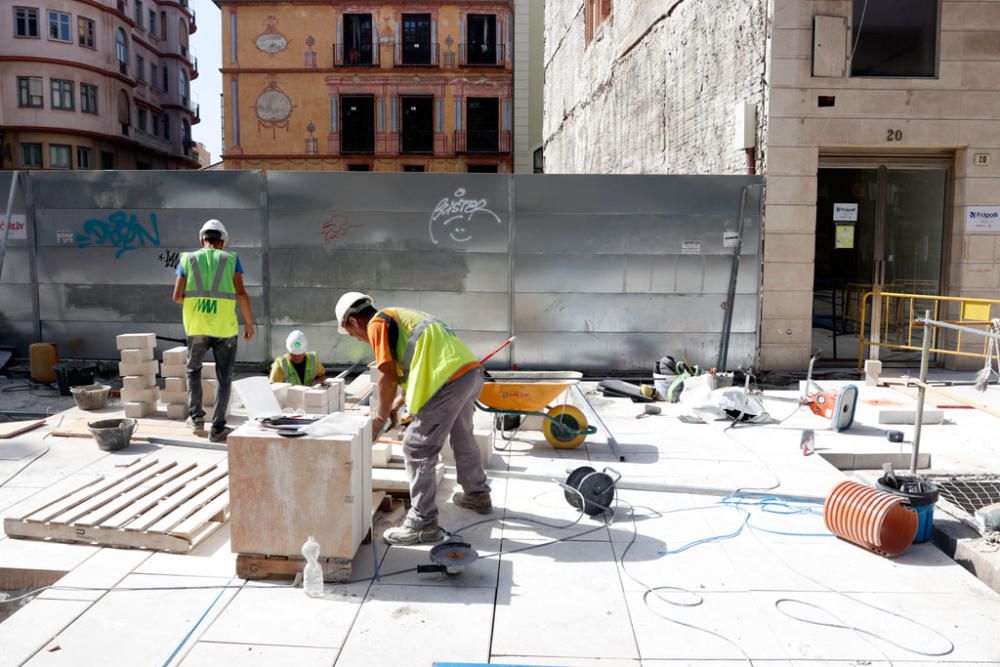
[563,466,621,516]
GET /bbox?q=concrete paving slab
[23,573,240,667]
[133,525,236,579]
[491,539,638,660]
[752,590,1000,662]
[612,540,745,594]
[201,581,366,649]
[493,658,640,667]
[0,535,98,573]
[334,584,495,667]
[0,599,92,667]
[36,547,151,602]
[180,641,338,666]
[626,589,789,661]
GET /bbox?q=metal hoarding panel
[28,170,261,209]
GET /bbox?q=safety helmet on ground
[200,219,228,243]
[335,292,374,333]
[286,330,309,354]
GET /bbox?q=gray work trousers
[186,335,237,431]
[404,367,489,526]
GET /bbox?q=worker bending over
[172,219,255,443]
[270,330,327,386]
[336,292,491,545]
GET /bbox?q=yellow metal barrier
[857,291,1000,367]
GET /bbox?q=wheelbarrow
[476,371,597,449]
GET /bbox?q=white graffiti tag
[428,188,502,245]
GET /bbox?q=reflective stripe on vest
[376,312,442,381]
[182,248,239,338]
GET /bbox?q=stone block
[115,333,156,350]
[286,385,308,409]
[864,359,882,386]
[122,375,157,392]
[326,380,345,412]
[124,401,155,418]
[162,346,188,365]
[161,390,188,405]
[160,363,187,378]
[122,386,159,404]
[201,362,216,377]
[165,403,188,420]
[878,409,945,425]
[271,382,290,406]
[118,360,159,377]
[164,377,186,393]
[120,348,154,364]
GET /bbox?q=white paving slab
[494,658,640,666]
[0,599,91,667]
[135,525,237,579]
[37,547,151,602]
[627,590,789,661]
[0,535,98,573]
[201,581,366,649]
[23,573,240,667]
[180,641,338,666]
[334,584,495,667]
[491,539,638,660]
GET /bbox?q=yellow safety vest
[375,307,478,415]
[275,352,319,386]
[182,248,238,337]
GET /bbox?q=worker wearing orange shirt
[335,291,491,545]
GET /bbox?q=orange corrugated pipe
[824,480,918,557]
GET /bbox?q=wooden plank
[50,417,217,443]
[4,517,193,552]
[96,463,214,529]
[887,381,1000,418]
[0,419,46,439]
[20,458,160,522]
[73,462,197,527]
[168,491,230,539]
[129,465,228,532]
[236,553,352,583]
[53,461,181,526]
[145,476,229,534]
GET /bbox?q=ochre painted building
[217,1,514,172]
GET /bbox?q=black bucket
[53,361,97,397]
[876,474,939,543]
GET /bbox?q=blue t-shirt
[176,253,244,277]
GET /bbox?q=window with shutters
[17,77,44,107]
[116,28,128,74]
[49,144,72,169]
[118,89,131,135]
[77,146,91,169]
[21,143,42,168]
[584,0,612,44]
[81,83,98,114]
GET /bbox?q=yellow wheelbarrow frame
[477,371,597,449]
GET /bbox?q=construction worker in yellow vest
[336,291,491,546]
[269,330,327,386]
[172,219,255,443]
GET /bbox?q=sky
[190,0,222,163]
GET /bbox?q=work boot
[383,518,446,546]
[209,426,233,443]
[186,417,205,433]
[452,491,493,515]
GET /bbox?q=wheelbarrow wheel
[543,405,588,449]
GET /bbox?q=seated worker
[269,330,327,386]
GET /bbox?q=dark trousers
[186,335,237,431]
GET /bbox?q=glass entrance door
[812,165,948,363]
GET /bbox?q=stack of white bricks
[281,379,345,415]
[116,333,160,419]
[200,363,218,413]
[159,346,189,420]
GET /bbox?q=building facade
[0,0,201,170]
[217,0,526,172]
[545,0,1000,370]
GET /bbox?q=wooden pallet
[3,458,229,553]
[237,492,401,583]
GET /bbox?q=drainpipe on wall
[745,148,756,175]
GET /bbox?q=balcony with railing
[454,130,511,154]
[333,43,380,67]
[459,43,506,67]
[394,42,439,67]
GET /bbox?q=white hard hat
[200,219,228,243]
[286,330,308,354]
[335,291,373,333]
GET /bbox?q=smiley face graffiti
[428,188,503,245]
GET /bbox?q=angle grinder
[417,541,479,576]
